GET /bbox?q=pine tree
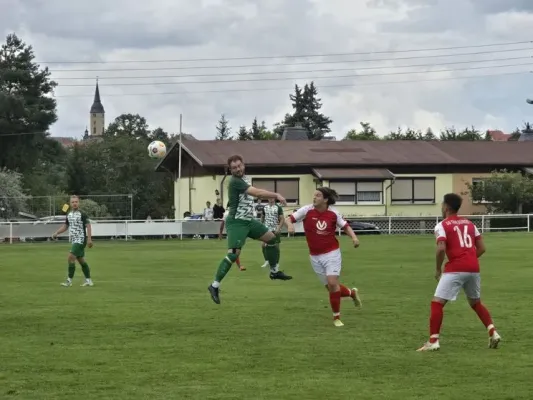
[0,33,58,172]
[274,82,333,139]
[302,82,332,140]
[424,127,437,140]
[250,117,262,140]
[215,114,232,140]
[237,125,250,140]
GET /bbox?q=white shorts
[309,249,342,285]
[434,272,481,301]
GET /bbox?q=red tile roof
[487,130,510,141]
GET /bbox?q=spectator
[213,198,225,220]
[203,201,214,221]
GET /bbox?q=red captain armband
[289,215,296,223]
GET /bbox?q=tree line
[1,32,533,219]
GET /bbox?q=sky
[2,0,533,139]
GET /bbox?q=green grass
[0,234,532,400]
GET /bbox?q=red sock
[339,285,352,298]
[236,257,241,267]
[472,303,495,335]
[329,291,341,319]
[429,301,444,343]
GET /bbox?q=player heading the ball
[417,193,501,352]
[207,155,292,305]
[286,187,362,327]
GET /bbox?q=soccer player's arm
[434,223,447,272]
[83,213,93,245]
[52,216,69,238]
[474,225,485,258]
[336,212,359,246]
[285,205,310,233]
[240,180,282,201]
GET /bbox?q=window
[93,127,96,134]
[328,181,383,204]
[471,178,488,203]
[390,178,435,204]
[252,178,299,204]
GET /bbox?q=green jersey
[65,210,90,244]
[227,175,255,220]
[262,203,283,231]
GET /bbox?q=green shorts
[226,218,269,249]
[70,243,86,258]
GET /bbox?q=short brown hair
[317,187,339,205]
[443,193,462,213]
[227,154,244,167]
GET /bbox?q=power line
[53,62,533,87]
[48,47,532,73]
[37,40,532,64]
[52,56,532,81]
[52,71,529,98]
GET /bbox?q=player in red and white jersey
[286,187,362,327]
[417,193,501,351]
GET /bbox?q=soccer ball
[148,141,167,159]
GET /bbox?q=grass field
[1,233,532,400]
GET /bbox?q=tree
[424,127,437,140]
[215,114,232,140]
[105,113,150,139]
[79,135,173,219]
[259,120,277,140]
[0,33,58,173]
[440,126,483,141]
[344,122,380,140]
[25,137,68,196]
[439,127,459,141]
[0,168,28,219]
[466,169,533,214]
[66,144,88,196]
[508,128,521,141]
[274,82,333,140]
[237,125,250,141]
[150,127,169,142]
[250,117,262,140]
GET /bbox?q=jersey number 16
[454,225,473,248]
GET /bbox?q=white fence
[0,214,531,243]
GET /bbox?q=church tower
[90,79,105,136]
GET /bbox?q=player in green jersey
[52,195,94,287]
[259,198,285,274]
[208,155,292,304]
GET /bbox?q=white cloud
[2,0,532,139]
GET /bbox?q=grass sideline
[0,233,531,400]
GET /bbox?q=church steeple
[89,78,105,136]
[90,79,105,114]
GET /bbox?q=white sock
[212,281,220,288]
[270,264,279,273]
